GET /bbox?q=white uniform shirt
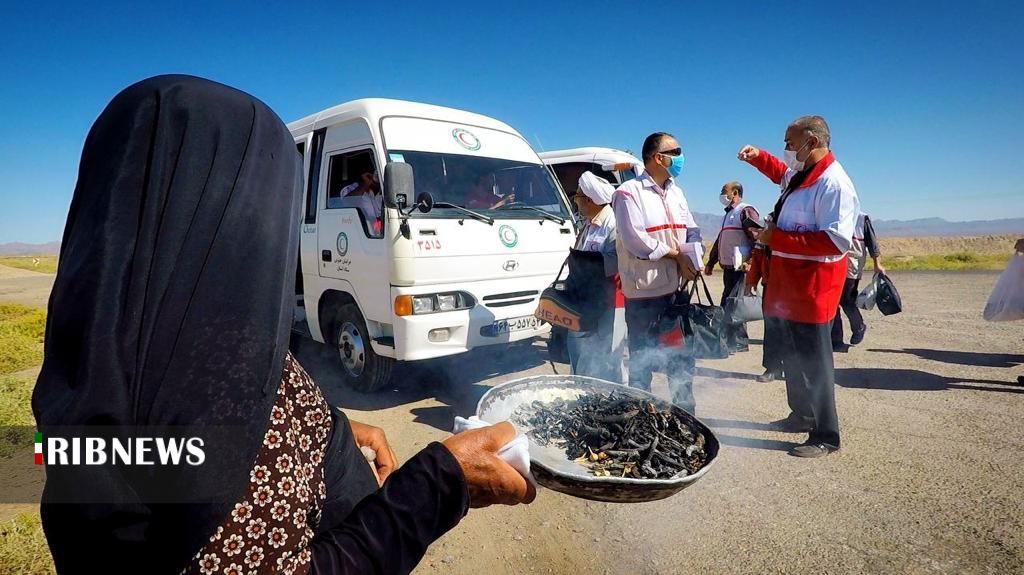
[575,205,618,276]
[775,161,859,263]
[612,171,699,260]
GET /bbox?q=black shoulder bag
[678,275,729,359]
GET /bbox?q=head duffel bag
[535,286,596,332]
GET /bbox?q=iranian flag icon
[34,432,42,465]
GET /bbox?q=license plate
[481,315,541,337]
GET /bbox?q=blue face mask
[665,153,685,179]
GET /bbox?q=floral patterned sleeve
[183,352,331,575]
[183,352,469,575]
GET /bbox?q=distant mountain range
[694,214,1024,238]
[0,241,61,256]
[1,217,1021,256]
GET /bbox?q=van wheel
[330,303,394,393]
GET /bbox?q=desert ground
[1,264,1023,574]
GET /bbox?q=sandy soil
[2,269,1023,574]
[880,234,1020,257]
[0,264,54,308]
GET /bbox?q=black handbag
[874,272,903,316]
[680,275,729,359]
[535,249,609,332]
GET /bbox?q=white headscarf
[578,171,615,205]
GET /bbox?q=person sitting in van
[464,172,515,210]
[328,171,384,236]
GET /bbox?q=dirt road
[297,271,1024,575]
[0,264,53,308]
[3,270,1023,573]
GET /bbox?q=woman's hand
[442,422,536,508]
[349,419,398,485]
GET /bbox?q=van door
[317,146,390,322]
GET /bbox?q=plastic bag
[856,275,879,310]
[983,254,1024,322]
[725,282,763,324]
[875,272,903,316]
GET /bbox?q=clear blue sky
[1,1,1022,243]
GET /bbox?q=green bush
[0,305,46,375]
[943,252,977,264]
[0,374,35,456]
[868,253,1009,272]
[0,257,57,274]
[0,513,55,574]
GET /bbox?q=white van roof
[287,98,519,137]
[538,147,643,170]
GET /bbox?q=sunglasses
[658,147,682,157]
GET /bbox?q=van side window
[325,149,383,238]
[551,162,617,194]
[304,129,325,225]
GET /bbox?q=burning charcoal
[514,392,709,479]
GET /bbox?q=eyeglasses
[657,147,682,157]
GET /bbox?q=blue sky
[1,1,1022,243]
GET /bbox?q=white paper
[679,242,704,270]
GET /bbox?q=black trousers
[760,286,784,374]
[831,277,864,346]
[625,294,696,413]
[721,268,749,350]
[777,317,840,448]
[762,315,785,374]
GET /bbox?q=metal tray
[476,375,719,503]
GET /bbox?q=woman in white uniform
[567,171,621,381]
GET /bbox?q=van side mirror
[384,162,414,209]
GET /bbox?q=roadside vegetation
[0,513,52,574]
[0,257,57,275]
[868,252,1011,272]
[702,234,1018,272]
[0,303,52,573]
[0,303,45,457]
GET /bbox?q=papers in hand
[679,242,704,270]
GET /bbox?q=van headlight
[395,292,474,316]
[412,296,435,314]
[436,293,458,311]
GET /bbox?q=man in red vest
[737,115,859,458]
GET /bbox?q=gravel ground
[296,271,1024,575]
[2,269,1022,573]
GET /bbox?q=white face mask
[783,139,812,171]
[719,193,732,207]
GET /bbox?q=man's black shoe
[833,343,850,353]
[757,369,782,383]
[730,345,750,353]
[769,415,814,433]
[850,324,868,345]
[788,442,839,458]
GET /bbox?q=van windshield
[388,150,571,218]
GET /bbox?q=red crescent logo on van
[452,128,481,151]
